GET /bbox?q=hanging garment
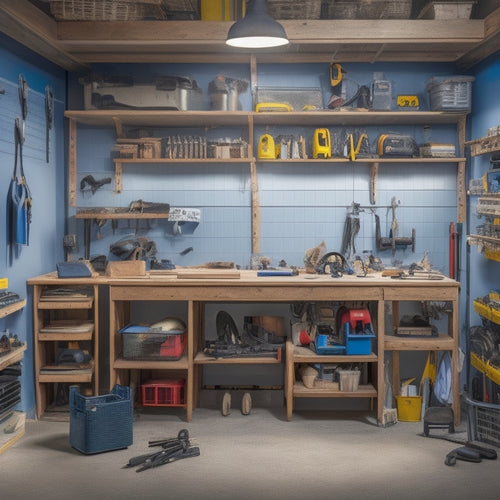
[434,351,453,405]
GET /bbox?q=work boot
[241,392,252,415]
[221,392,231,416]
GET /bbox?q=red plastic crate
[159,332,186,359]
[141,379,185,407]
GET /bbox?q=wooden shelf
[38,369,93,383]
[65,109,468,127]
[384,333,455,350]
[65,110,252,128]
[292,382,377,398]
[114,354,189,371]
[0,299,26,319]
[76,210,169,220]
[38,298,94,309]
[0,344,26,371]
[1,4,497,71]
[194,351,282,364]
[0,412,25,455]
[291,345,377,364]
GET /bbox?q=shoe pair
[221,392,252,416]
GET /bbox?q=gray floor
[1,406,498,500]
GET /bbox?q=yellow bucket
[396,396,422,422]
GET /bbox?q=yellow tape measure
[397,95,419,108]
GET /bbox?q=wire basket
[465,394,500,448]
[267,0,323,19]
[328,0,412,19]
[49,0,167,21]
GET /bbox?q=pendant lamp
[226,0,289,49]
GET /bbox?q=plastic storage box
[427,76,475,111]
[120,324,186,360]
[338,369,361,392]
[69,385,133,454]
[141,378,185,407]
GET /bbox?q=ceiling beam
[457,7,500,69]
[0,0,89,71]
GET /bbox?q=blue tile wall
[68,62,465,274]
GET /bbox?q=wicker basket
[267,0,323,19]
[49,0,167,21]
[328,0,412,19]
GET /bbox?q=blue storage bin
[344,322,375,355]
[70,385,133,454]
[314,334,346,355]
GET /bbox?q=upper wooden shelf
[65,110,468,128]
[0,2,499,71]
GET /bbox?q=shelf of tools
[466,128,500,403]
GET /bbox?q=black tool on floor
[124,429,199,472]
[423,406,455,436]
[445,443,497,466]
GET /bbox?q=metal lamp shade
[226,0,289,48]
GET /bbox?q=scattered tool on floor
[124,429,200,472]
[445,443,497,466]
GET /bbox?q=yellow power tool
[313,128,331,159]
[258,134,276,159]
[348,133,369,161]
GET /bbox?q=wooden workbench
[28,270,460,425]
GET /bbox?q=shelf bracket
[68,118,77,207]
[115,160,123,193]
[113,116,124,138]
[370,162,379,205]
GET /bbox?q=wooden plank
[0,299,26,319]
[68,118,77,207]
[176,270,241,280]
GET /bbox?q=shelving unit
[0,299,26,454]
[465,132,500,396]
[65,108,468,255]
[29,278,99,419]
[285,342,378,421]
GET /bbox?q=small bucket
[396,396,422,422]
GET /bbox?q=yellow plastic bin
[396,395,422,422]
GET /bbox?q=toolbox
[338,308,376,355]
[80,74,203,110]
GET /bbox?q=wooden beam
[0,0,88,71]
[457,7,500,69]
[53,19,485,64]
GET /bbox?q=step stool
[423,406,455,436]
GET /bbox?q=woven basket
[267,0,323,19]
[49,0,166,21]
[329,0,412,19]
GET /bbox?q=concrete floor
[0,406,498,500]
